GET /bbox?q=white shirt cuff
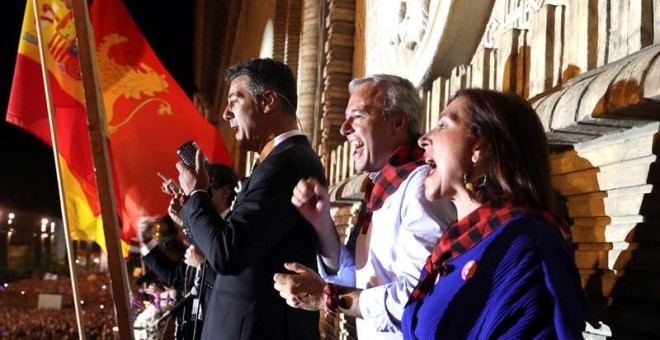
[140,239,158,257]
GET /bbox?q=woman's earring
[474,173,487,190]
[464,172,474,192]
[464,164,487,193]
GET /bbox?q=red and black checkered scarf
[408,200,564,302]
[358,144,425,234]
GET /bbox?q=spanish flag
[6,0,230,250]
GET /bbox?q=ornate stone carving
[364,0,495,87]
[483,19,501,48]
[501,0,567,30]
[388,0,430,53]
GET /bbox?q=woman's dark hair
[453,89,553,211]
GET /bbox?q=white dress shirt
[319,165,456,339]
[273,129,306,146]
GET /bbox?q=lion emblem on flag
[98,33,172,135]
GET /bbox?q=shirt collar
[259,130,305,161]
[369,143,425,179]
[274,129,305,146]
[364,143,425,213]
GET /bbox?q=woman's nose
[418,133,430,148]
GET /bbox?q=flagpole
[69,0,135,339]
[30,1,87,338]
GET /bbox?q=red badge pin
[461,260,478,280]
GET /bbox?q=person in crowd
[137,215,209,340]
[175,58,326,340]
[401,89,585,338]
[273,74,455,339]
[139,163,238,339]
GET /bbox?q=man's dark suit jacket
[180,134,325,340]
[143,245,215,340]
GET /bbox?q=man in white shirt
[274,74,455,339]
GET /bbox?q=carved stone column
[274,0,302,78]
[273,0,288,62]
[297,0,322,144]
[321,0,356,174]
[285,0,302,77]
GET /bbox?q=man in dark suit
[175,58,325,340]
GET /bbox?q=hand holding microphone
[184,245,205,268]
[155,285,199,325]
[175,141,209,196]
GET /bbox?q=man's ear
[390,112,410,134]
[260,91,277,114]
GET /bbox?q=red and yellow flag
[7,0,231,250]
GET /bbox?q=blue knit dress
[402,215,585,339]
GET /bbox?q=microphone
[155,285,198,324]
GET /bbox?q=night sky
[0,0,193,218]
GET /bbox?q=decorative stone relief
[501,0,567,30]
[482,0,568,48]
[483,19,501,49]
[364,0,494,87]
[388,0,430,55]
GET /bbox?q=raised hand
[291,178,333,233]
[136,216,158,244]
[158,172,183,197]
[292,178,340,273]
[167,197,184,227]
[273,262,325,311]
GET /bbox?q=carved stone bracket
[531,44,660,145]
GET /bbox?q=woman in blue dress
[403,89,585,339]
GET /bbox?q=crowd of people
[0,306,115,339]
[0,273,115,339]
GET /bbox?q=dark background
[0,0,193,218]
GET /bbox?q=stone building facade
[192,0,660,338]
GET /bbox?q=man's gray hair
[348,74,422,138]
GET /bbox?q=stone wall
[318,0,660,338]
[551,123,660,338]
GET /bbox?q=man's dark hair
[224,58,298,116]
[208,163,239,207]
